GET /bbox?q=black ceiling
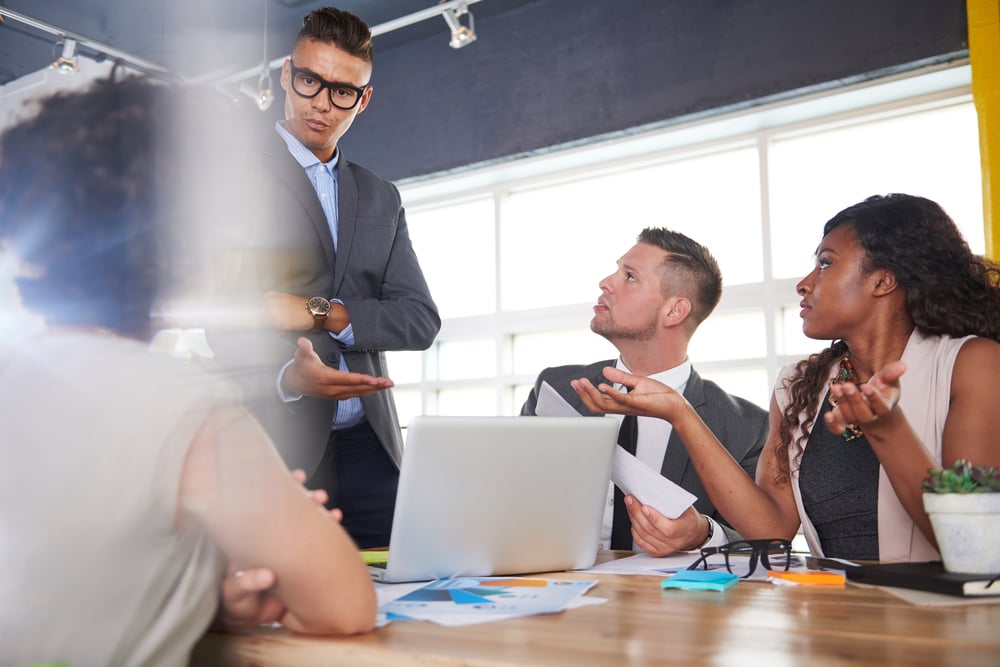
[0,0,533,85]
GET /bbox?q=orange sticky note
[768,570,846,586]
[477,578,549,587]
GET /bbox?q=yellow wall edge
[968,0,1000,260]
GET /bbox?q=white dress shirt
[598,357,726,552]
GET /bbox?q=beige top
[0,333,228,667]
[776,330,973,562]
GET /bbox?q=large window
[390,65,983,429]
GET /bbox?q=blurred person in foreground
[574,194,1000,562]
[0,75,375,667]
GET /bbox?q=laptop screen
[372,416,618,583]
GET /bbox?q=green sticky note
[661,569,739,592]
[361,550,389,565]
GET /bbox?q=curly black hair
[774,194,1000,483]
[0,76,245,338]
[0,77,173,337]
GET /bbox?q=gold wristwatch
[306,296,331,330]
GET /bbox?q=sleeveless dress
[798,393,880,559]
[775,330,972,562]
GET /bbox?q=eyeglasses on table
[686,538,800,578]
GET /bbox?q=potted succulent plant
[922,459,1000,574]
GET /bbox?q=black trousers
[308,421,399,549]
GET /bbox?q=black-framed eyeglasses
[288,59,369,110]
[686,539,795,579]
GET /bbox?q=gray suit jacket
[212,130,440,476]
[521,360,767,537]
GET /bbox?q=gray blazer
[521,360,767,537]
[213,130,440,476]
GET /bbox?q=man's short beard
[590,318,657,342]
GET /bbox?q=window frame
[390,63,979,422]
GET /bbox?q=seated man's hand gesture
[624,501,711,556]
[570,366,690,423]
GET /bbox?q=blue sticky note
[661,569,739,592]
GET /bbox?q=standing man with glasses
[217,7,439,549]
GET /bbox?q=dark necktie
[610,415,638,550]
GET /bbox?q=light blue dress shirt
[274,121,364,429]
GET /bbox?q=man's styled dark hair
[637,227,723,327]
[296,6,374,63]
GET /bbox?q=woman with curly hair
[0,76,375,667]
[572,194,1000,562]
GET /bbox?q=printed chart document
[376,577,603,626]
[537,381,696,518]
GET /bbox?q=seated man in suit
[521,227,767,555]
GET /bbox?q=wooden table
[192,553,1000,667]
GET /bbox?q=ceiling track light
[441,2,476,49]
[1,7,169,77]
[240,0,274,110]
[255,68,274,111]
[52,38,79,74]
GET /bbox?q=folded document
[537,381,697,518]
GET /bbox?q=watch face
[307,296,331,316]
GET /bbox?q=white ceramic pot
[923,492,1000,574]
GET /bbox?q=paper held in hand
[536,381,697,519]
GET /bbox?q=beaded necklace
[827,355,864,442]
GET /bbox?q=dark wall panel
[339,0,968,182]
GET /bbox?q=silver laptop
[369,415,618,583]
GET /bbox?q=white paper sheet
[611,447,697,519]
[579,551,700,576]
[536,380,588,417]
[536,381,697,519]
[582,551,801,582]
